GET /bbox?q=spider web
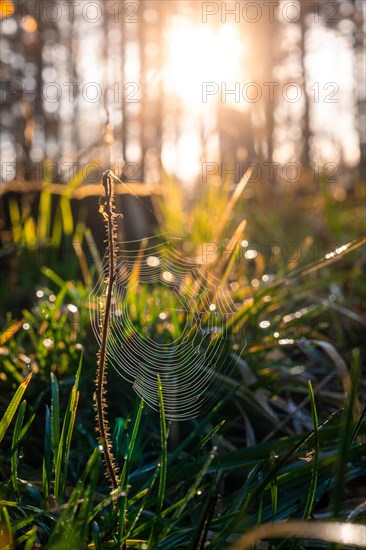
[89,235,245,420]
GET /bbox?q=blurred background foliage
[0,0,366,548]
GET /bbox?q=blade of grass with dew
[50,372,59,463]
[118,399,145,548]
[303,380,319,520]
[0,372,32,444]
[207,465,262,549]
[200,420,225,448]
[42,405,51,499]
[269,450,278,520]
[350,404,366,443]
[167,385,240,465]
[196,420,343,476]
[125,479,207,543]
[45,483,86,549]
[11,400,26,494]
[256,471,264,527]
[279,381,320,550]
[148,375,167,548]
[47,449,100,549]
[161,448,217,540]
[189,470,222,550]
[1,410,35,467]
[54,356,82,502]
[121,468,159,544]
[120,398,145,488]
[233,410,342,527]
[54,383,79,502]
[331,349,360,518]
[227,236,366,333]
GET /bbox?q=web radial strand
[89,237,245,420]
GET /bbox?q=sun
[163,17,246,112]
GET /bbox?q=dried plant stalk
[94,170,120,489]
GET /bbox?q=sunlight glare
[164,17,245,110]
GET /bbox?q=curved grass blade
[229,520,366,550]
[0,372,32,444]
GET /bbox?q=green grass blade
[122,470,159,543]
[189,469,222,550]
[54,364,81,502]
[92,521,102,550]
[127,398,144,463]
[303,380,319,520]
[41,267,65,288]
[8,197,22,243]
[59,196,74,236]
[47,449,99,548]
[51,206,63,247]
[11,400,27,494]
[331,350,360,518]
[163,449,217,540]
[43,405,52,499]
[0,505,13,548]
[200,420,225,448]
[256,472,264,527]
[157,376,167,516]
[170,385,240,462]
[350,404,366,443]
[38,185,52,241]
[50,373,59,464]
[118,399,144,548]
[119,398,145,490]
[234,409,341,526]
[269,450,278,519]
[24,526,38,550]
[0,373,32,444]
[148,376,167,548]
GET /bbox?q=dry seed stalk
[94,170,120,489]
